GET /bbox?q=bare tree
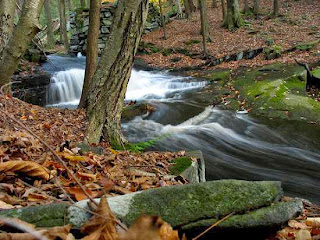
[243,0,250,14]
[80,0,86,8]
[253,0,259,16]
[221,0,226,20]
[58,0,69,51]
[273,0,279,16]
[199,0,209,55]
[44,0,55,48]
[0,0,45,90]
[223,0,243,29]
[175,0,183,18]
[184,0,192,18]
[79,0,101,108]
[158,0,167,39]
[212,0,218,8]
[84,0,149,146]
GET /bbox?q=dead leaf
[306,218,320,227]
[0,161,51,180]
[295,229,312,240]
[0,200,14,209]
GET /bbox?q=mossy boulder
[122,103,153,121]
[169,157,192,175]
[0,203,69,227]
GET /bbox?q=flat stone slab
[69,180,283,227]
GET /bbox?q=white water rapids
[42,55,320,204]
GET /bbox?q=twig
[192,212,234,240]
[0,218,49,240]
[32,38,58,70]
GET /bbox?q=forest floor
[138,0,320,70]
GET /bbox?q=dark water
[43,55,320,204]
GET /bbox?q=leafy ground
[138,0,320,70]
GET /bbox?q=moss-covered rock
[169,157,192,175]
[124,180,282,227]
[122,103,153,121]
[0,203,69,227]
[182,200,302,230]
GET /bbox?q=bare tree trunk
[80,0,86,8]
[0,0,16,55]
[253,0,259,16]
[59,0,69,52]
[158,0,167,39]
[223,0,243,29]
[85,0,149,147]
[67,0,74,11]
[189,0,197,12]
[199,0,208,55]
[243,0,250,14]
[212,0,218,8]
[0,0,45,90]
[175,0,183,18]
[184,0,191,18]
[221,0,226,20]
[273,0,279,16]
[44,0,55,48]
[79,0,101,109]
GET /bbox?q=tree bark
[44,0,55,49]
[223,0,243,29]
[0,0,16,55]
[79,0,101,109]
[212,0,218,8]
[273,0,279,17]
[253,0,259,16]
[67,0,74,12]
[184,0,191,18]
[243,0,250,14]
[85,0,149,147]
[199,0,209,55]
[175,0,183,18]
[80,0,86,8]
[0,0,45,90]
[221,0,226,20]
[58,0,69,52]
[189,0,197,12]
[158,0,167,39]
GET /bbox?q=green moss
[312,68,320,78]
[169,157,192,175]
[199,69,230,81]
[184,39,201,46]
[125,180,283,227]
[296,40,320,51]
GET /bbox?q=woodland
[0,0,320,239]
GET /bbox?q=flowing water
[43,55,320,204]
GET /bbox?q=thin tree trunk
[85,0,149,147]
[223,0,243,29]
[79,0,101,109]
[44,0,55,49]
[199,0,208,55]
[158,0,167,39]
[175,0,183,18]
[59,0,69,52]
[273,0,279,16]
[0,0,45,90]
[184,0,191,18]
[253,0,259,16]
[212,0,218,8]
[0,0,16,55]
[221,0,226,20]
[189,0,197,12]
[67,0,74,11]
[80,0,86,8]
[243,0,250,14]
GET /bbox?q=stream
[43,55,320,204]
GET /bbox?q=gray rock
[68,180,283,227]
[185,150,206,183]
[101,26,110,34]
[102,19,112,26]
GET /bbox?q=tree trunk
[273,0,279,17]
[189,0,197,12]
[223,0,243,29]
[67,0,74,12]
[79,0,101,109]
[175,0,183,18]
[44,0,55,49]
[221,0,226,20]
[0,0,45,90]
[158,0,167,39]
[85,0,149,147]
[212,0,218,8]
[80,0,86,8]
[199,0,208,55]
[253,0,259,16]
[243,0,250,14]
[184,0,191,18]
[0,0,16,55]
[59,0,69,52]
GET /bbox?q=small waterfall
[46,69,85,106]
[46,68,207,107]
